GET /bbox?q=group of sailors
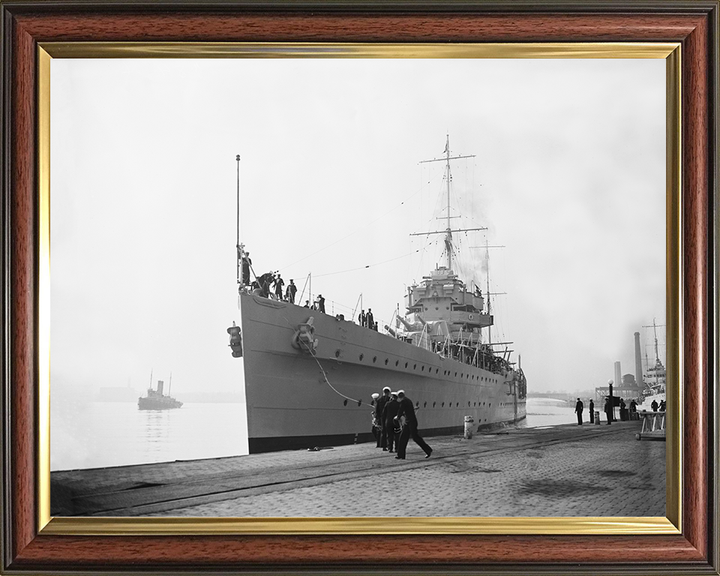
[429,340,509,374]
[370,387,432,460]
[575,396,657,425]
[241,247,384,326]
[358,309,378,331]
[240,249,302,305]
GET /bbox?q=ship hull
[240,293,526,453]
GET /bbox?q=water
[51,396,575,471]
[51,401,248,471]
[522,397,578,428]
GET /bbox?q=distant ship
[138,374,183,410]
[229,136,527,453]
[639,319,666,410]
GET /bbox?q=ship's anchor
[292,316,319,353]
[227,323,243,358]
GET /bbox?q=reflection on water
[521,397,578,428]
[51,401,248,471]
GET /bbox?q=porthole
[358,400,362,406]
[433,402,436,407]
[415,401,419,408]
[421,366,425,371]
[454,372,457,377]
[335,350,341,358]
[405,362,408,369]
[413,364,417,370]
[442,402,445,407]
[385,358,389,365]
[474,402,477,407]
[373,356,377,363]
[395,360,399,366]
[456,402,459,407]
[436,368,439,374]
[343,399,348,406]
[468,401,471,407]
[359,354,364,361]
[424,401,427,408]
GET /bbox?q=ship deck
[51,420,665,518]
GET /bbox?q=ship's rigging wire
[312,248,423,279]
[277,187,425,273]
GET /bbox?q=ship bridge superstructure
[405,265,493,333]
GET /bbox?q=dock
[51,420,665,518]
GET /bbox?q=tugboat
[138,372,183,410]
[229,136,527,453]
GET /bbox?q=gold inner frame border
[36,41,682,536]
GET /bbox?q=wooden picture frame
[1,1,717,573]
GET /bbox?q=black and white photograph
[49,56,667,518]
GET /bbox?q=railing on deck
[635,411,666,440]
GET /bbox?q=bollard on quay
[464,415,474,439]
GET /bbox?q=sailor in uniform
[375,387,391,448]
[395,390,432,459]
[383,391,401,452]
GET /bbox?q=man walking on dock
[589,399,595,423]
[575,398,584,425]
[395,390,432,459]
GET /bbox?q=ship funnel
[634,331,643,388]
[157,380,164,395]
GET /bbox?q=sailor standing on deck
[274,274,285,301]
[575,398,584,425]
[375,387,391,448]
[285,279,297,304]
[241,252,252,286]
[395,391,432,459]
[366,309,374,330]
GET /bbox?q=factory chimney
[634,331,644,389]
[614,361,622,393]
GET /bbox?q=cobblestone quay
[51,420,665,518]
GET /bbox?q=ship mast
[485,238,492,345]
[235,154,241,285]
[414,135,486,272]
[642,318,666,387]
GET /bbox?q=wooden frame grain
[1,1,717,573]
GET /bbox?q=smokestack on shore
[634,331,644,389]
[614,361,621,391]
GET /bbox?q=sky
[49,57,666,405]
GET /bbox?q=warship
[229,137,527,453]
